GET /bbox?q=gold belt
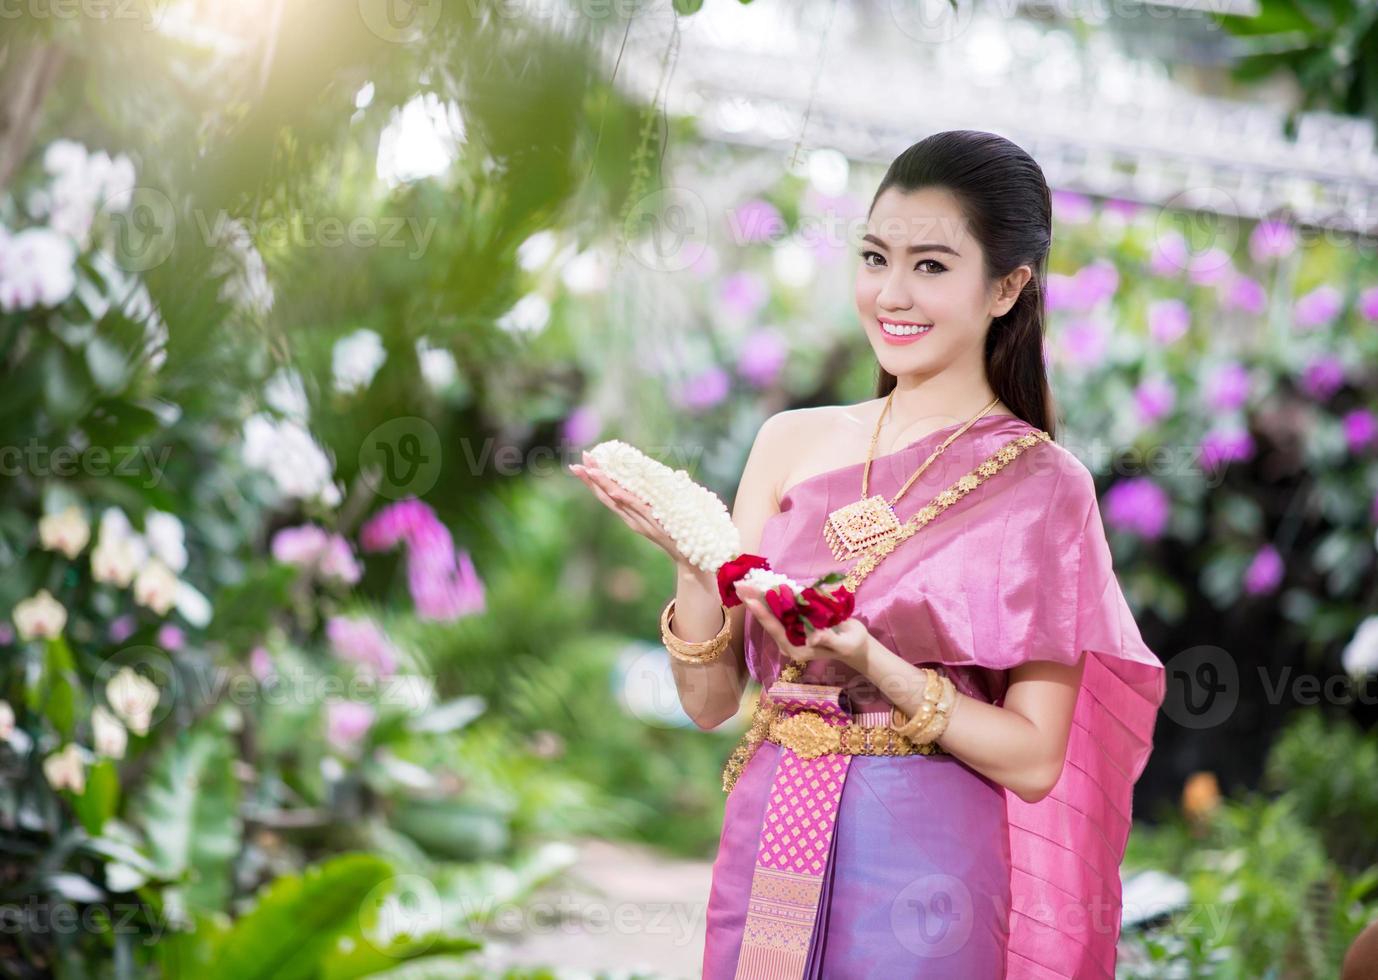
[765,707,947,760]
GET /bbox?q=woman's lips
[877,319,934,346]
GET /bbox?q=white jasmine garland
[587,440,742,574]
[586,439,818,599]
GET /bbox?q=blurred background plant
[2,0,1377,976]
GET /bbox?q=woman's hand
[569,452,697,570]
[734,582,872,668]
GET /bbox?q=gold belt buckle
[771,709,842,760]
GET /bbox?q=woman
[572,130,1166,978]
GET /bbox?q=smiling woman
[692,131,1166,980]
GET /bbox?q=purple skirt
[702,740,1012,978]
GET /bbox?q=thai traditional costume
[702,413,1167,979]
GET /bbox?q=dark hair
[868,130,1056,438]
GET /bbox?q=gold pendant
[822,494,902,561]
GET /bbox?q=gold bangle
[909,675,957,743]
[894,669,941,735]
[895,669,956,744]
[660,597,731,663]
[904,673,958,744]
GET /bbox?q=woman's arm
[851,639,1086,803]
[668,410,797,730]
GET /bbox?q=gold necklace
[821,391,1002,561]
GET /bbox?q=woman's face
[854,185,1025,379]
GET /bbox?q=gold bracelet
[909,674,957,744]
[660,597,731,664]
[893,668,941,736]
[895,668,957,744]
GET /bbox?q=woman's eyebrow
[861,233,961,257]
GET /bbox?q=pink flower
[156,623,185,651]
[1220,274,1267,315]
[360,498,486,623]
[1359,286,1378,322]
[1046,272,1078,313]
[1249,220,1295,263]
[1077,260,1119,307]
[561,405,602,448]
[326,615,399,677]
[108,614,136,644]
[1048,262,1118,313]
[1134,376,1176,425]
[676,366,730,412]
[1052,190,1093,224]
[1342,409,1378,454]
[249,645,274,682]
[729,199,784,245]
[1204,361,1250,412]
[1060,317,1108,367]
[0,622,13,646]
[359,498,434,552]
[1293,285,1342,331]
[736,328,788,388]
[1187,248,1233,287]
[325,701,375,752]
[1298,355,1345,401]
[271,524,359,585]
[1103,478,1171,540]
[1243,544,1284,596]
[719,271,769,318]
[318,534,362,585]
[271,524,329,565]
[1102,198,1141,221]
[1148,232,1188,277]
[1200,427,1256,471]
[1148,299,1190,345]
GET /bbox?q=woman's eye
[857,249,945,274]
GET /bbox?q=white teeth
[881,321,933,336]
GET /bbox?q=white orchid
[0,700,14,740]
[0,227,78,311]
[13,589,67,641]
[133,559,179,615]
[332,328,386,395]
[38,505,91,559]
[1342,615,1378,679]
[43,743,86,794]
[91,507,148,587]
[91,534,142,587]
[143,510,187,573]
[106,667,159,736]
[241,414,342,506]
[91,705,128,759]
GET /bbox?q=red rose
[763,584,808,646]
[717,553,772,607]
[798,584,855,629]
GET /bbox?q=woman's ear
[992,264,1033,318]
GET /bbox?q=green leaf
[43,636,81,739]
[42,343,91,423]
[72,759,120,836]
[391,799,510,862]
[319,935,481,980]
[85,335,131,392]
[134,729,241,915]
[201,854,395,980]
[672,0,704,12]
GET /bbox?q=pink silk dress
[701,413,1167,979]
